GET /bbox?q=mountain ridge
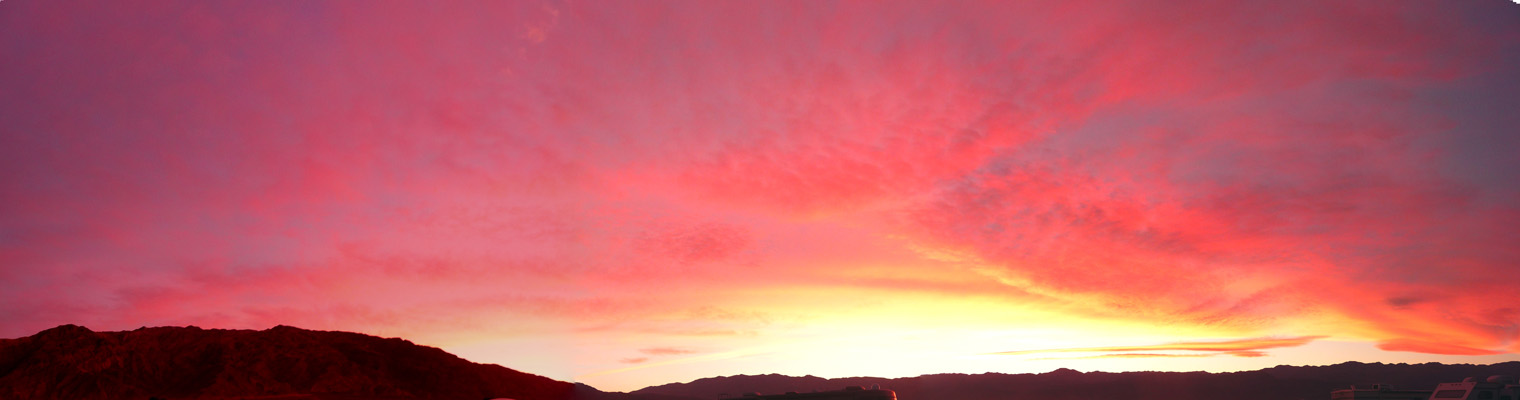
[6,324,1518,400]
[0,324,637,400]
[633,361,1520,400]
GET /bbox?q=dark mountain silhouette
[6,324,1516,400]
[634,362,1520,400]
[0,324,670,400]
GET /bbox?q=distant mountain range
[3,324,1516,400]
[636,362,1520,400]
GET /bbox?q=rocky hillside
[0,324,623,400]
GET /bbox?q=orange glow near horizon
[3,0,1520,393]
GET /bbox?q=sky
[2,0,1519,392]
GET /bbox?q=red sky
[3,0,1519,392]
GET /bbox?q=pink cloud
[1,0,1517,387]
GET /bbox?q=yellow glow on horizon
[552,272,1293,391]
[426,245,1518,393]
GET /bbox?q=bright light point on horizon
[2,0,1519,393]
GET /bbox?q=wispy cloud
[640,347,699,356]
[1041,350,1270,360]
[1377,339,1504,356]
[993,336,1324,359]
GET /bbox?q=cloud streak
[994,336,1325,359]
